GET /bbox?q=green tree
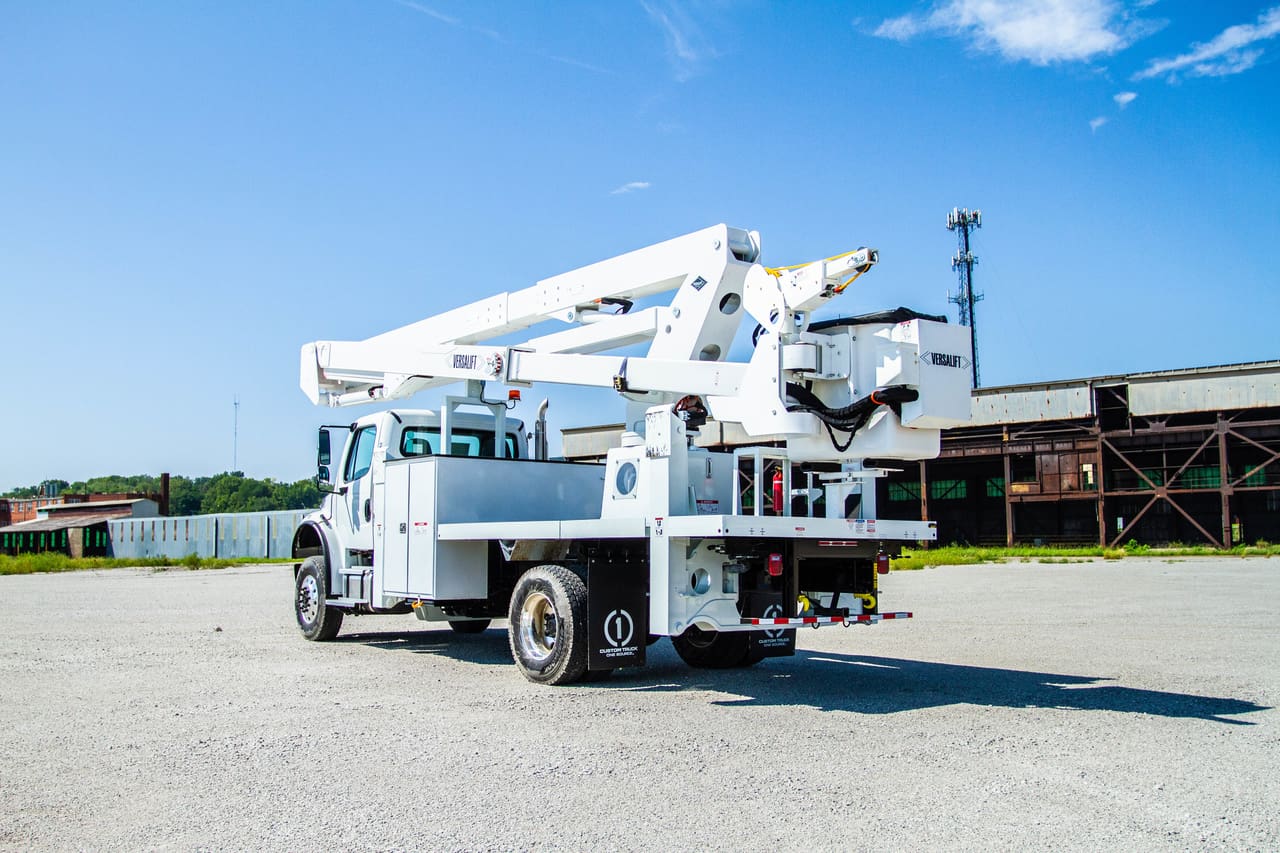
[272,478,322,510]
[8,471,321,514]
[167,476,204,516]
[200,473,272,514]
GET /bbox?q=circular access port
[615,461,638,496]
[699,344,721,361]
[718,293,741,315]
[690,569,711,595]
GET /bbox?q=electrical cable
[597,297,633,314]
[784,384,920,452]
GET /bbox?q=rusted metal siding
[968,386,1094,426]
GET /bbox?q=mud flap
[742,589,797,658]
[587,558,648,671]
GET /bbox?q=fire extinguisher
[772,467,784,516]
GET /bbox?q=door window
[344,427,377,482]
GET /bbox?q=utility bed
[436,514,935,542]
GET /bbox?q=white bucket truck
[293,224,971,684]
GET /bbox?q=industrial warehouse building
[564,359,1280,548]
[0,498,159,557]
[879,360,1280,547]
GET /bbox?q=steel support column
[918,460,930,549]
[1096,437,1107,547]
[1002,439,1014,546]
[1218,418,1232,547]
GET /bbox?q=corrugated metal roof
[41,498,153,513]
[0,511,124,533]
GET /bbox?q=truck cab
[292,408,528,616]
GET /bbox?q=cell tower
[946,207,983,388]
[233,395,240,472]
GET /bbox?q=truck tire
[507,565,588,685]
[295,556,343,641]
[671,625,755,669]
[448,619,491,634]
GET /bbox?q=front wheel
[295,557,343,641]
[671,625,755,669]
[507,565,588,685]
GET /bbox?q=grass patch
[892,542,1279,571]
[892,545,1109,571]
[0,554,294,576]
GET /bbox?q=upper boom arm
[298,223,971,464]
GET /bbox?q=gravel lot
[1,557,1277,851]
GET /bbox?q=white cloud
[640,0,719,81]
[1135,6,1280,80]
[610,181,652,195]
[1089,116,1109,132]
[872,0,1158,65]
[1113,90,1137,107]
[875,13,925,41]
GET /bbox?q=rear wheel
[295,557,343,641]
[507,565,588,685]
[671,625,756,669]
[448,619,491,634]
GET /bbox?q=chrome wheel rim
[518,591,558,663]
[298,574,320,625]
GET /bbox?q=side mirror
[318,429,331,466]
[317,429,337,493]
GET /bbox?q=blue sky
[2,1,1278,490]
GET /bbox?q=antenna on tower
[233,394,240,473]
[946,207,983,387]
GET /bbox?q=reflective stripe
[741,611,912,626]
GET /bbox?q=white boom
[300,223,972,462]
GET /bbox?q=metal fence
[108,510,313,560]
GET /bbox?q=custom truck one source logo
[604,609,635,648]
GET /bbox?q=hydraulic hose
[785,384,919,451]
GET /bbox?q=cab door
[337,424,378,558]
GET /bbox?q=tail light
[876,553,890,575]
[767,553,784,577]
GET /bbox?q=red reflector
[767,553,784,577]
[876,554,890,575]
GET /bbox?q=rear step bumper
[741,611,912,627]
